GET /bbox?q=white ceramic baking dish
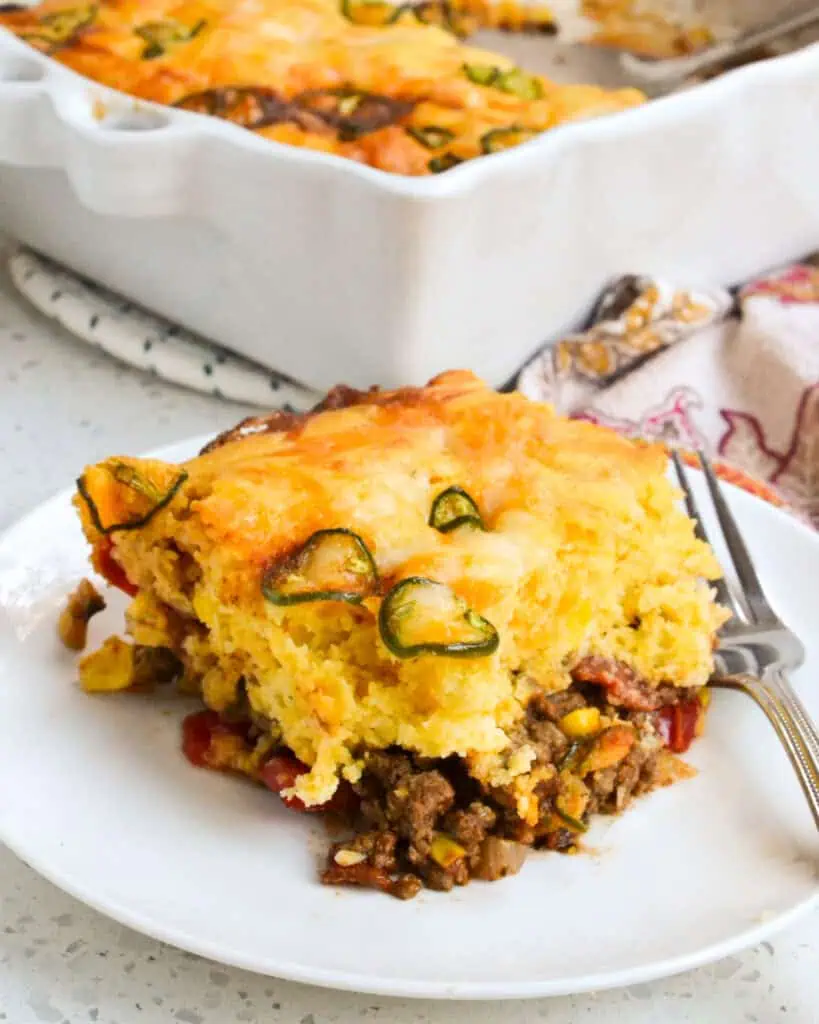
[1,27,819,390]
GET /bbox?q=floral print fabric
[518,258,819,525]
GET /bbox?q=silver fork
[671,450,819,829]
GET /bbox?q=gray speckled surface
[1,234,818,1024]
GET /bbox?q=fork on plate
[672,450,819,830]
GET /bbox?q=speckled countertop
[1,234,817,1024]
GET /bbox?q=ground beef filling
[180,658,701,898]
[320,667,702,898]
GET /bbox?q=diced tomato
[94,538,138,597]
[260,753,359,815]
[261,752,306,793]
[655,699,701,754]
[324,781,360,816]
[183,721,359,814]
[260,753,312,811]
[182,710,223,767]
[182,710,256,770]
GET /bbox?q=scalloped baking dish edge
[1,29,819,389]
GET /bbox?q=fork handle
[731,670,819,830]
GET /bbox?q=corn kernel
[430,834,466,869]
[78,636,135,693]
[559,706,601,738]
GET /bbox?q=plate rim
[1,433,818,1000]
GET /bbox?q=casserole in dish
[0,2,786,175]
[0,1,648,175]
[1,4,818,388]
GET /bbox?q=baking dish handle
[0,36,199,217]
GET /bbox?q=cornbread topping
[65,371,727,896]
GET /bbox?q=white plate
[1,437,818,1000]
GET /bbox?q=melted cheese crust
[0,1,649,174]
[75,371,726,804]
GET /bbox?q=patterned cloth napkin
[517,260,819,527]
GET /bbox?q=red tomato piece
[95,538,138,597]
[260,753,312,811]
[655,699,701,754]
[260,752,307,793]
[182,710,222,767]
[260,753,359,814]
[324,781,360,816]
[182,711,254,769]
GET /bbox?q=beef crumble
[320,673,702,898]
[321,830,422,900]
[571,656,698,711]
